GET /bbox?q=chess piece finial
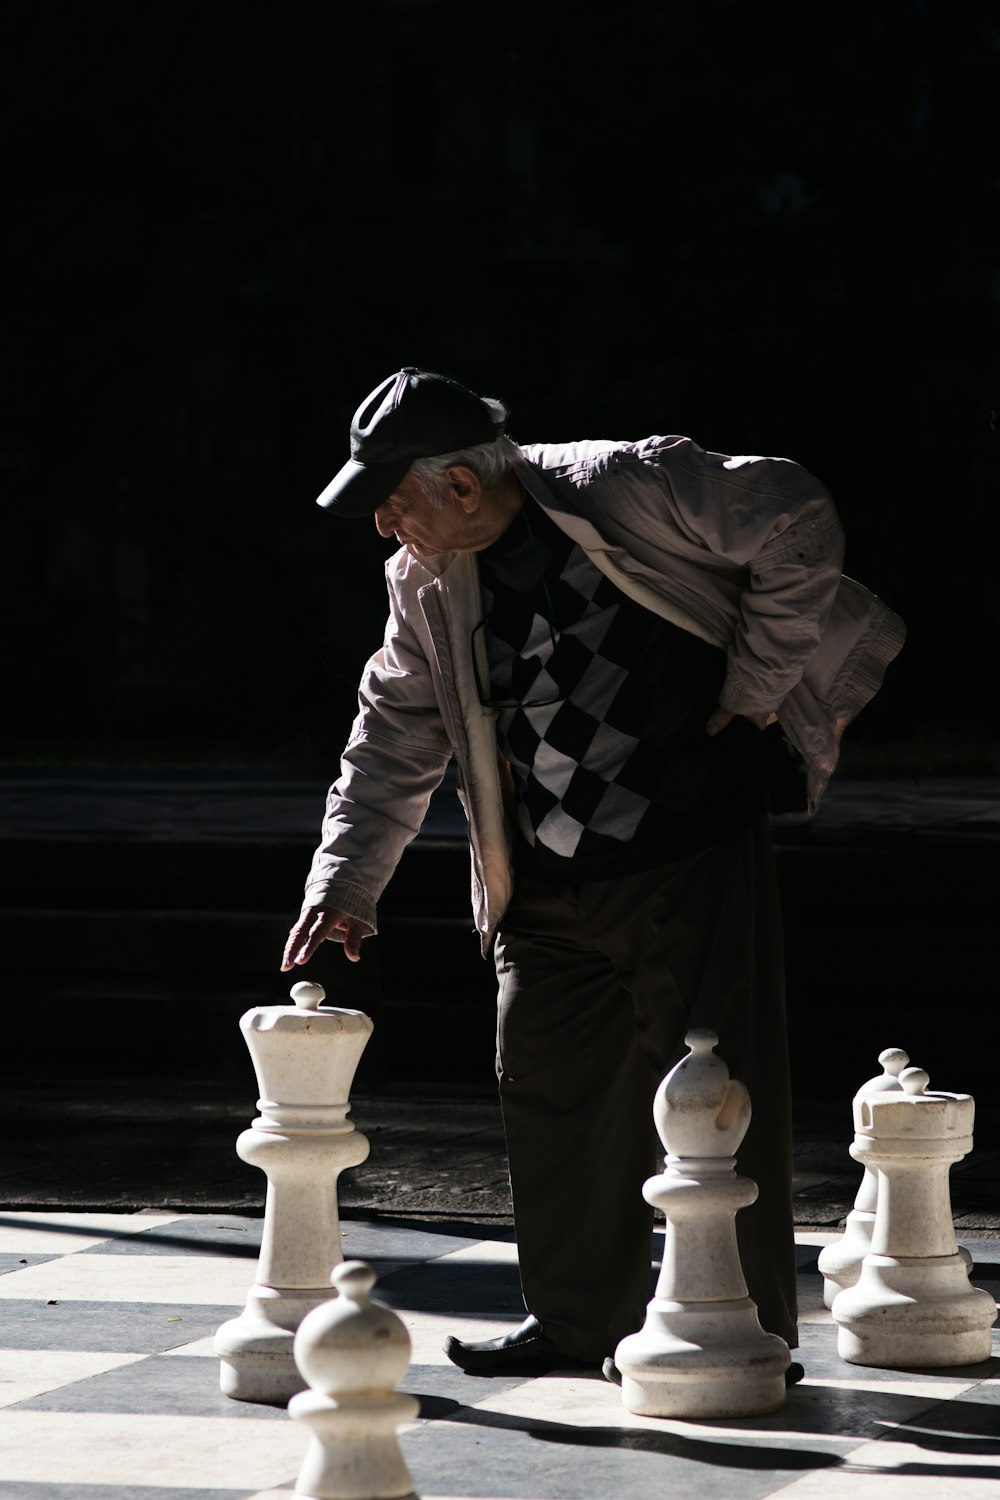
[614,1032,789,1417]
[291,980,326,1011]
[899,1066,930,1097]
[290,1260,418,1500]
[832,1068,996,1366]
[655,1029,751,1162]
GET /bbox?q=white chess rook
[216,981,374,1403]
[290,1260,419,1500]
[832,1065,997,1368]
[817,1047,910,1308]
[615,1029,790,1418]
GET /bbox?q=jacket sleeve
[302,569,454,934]
[641,441,847,715]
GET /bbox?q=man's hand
[706,706,777,736]
[281,905,366,970]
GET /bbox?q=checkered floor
[0,1211,998,1500]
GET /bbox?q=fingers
[706,706,774,735]
[280,910,321,971]
[705,706,734,737]
[281,907,354,971]
[341,918,364,963]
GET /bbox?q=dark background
[4,0,999,776]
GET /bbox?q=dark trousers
[493,817,797,1360]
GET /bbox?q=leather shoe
[444,1315,594,1375]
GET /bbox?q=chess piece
[290,1260,418,1500]
[817,1047,909,1307]
[832,1066,997,1367]
[216,981,374,1403]
[615,1030,790,1417]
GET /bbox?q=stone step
[3,773,995,1094]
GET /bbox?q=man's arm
[283,558,454,968]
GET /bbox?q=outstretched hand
[281,905,366,970]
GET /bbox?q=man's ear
[444,465,482,513]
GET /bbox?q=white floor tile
[473,1374,856,1448]
[435,1239,521,1266]
[0,1349,146,1406]
[0,1252,251,1304]
[0,1211,186,1256]
[0,1409,306,1487]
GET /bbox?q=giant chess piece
[832,1065,997,1367]
[216,981,373,1403]
[289,1260,418,1500]
[615,1029,790,1417]
[817,1047,910,1307]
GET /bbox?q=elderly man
[282,367,904,1380]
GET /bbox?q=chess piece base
[216,1285,333,1403]
[833,1254,997,1368]
[616,1298,790,1417]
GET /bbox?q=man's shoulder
[520,437,692,483]
[518,438,628,471]
[521,435,829,509]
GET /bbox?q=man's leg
[584,818,797,1349]
[493,875,669,1361]
[453,818,795,1368]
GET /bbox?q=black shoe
[785,1360,805,1387]
[444,1315,594,1376]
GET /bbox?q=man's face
[373,472,480,558]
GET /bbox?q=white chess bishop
[216,981,374,1403]
[290,1260,418,1500]
[832,1065,997,1367]
[614,1030,790,1418]
[817,1047,910,1307]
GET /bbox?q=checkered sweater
[478,500,768,880]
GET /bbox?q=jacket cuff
[717,672,780,717]
[301,878,377,937]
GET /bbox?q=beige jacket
[304,436,905,952]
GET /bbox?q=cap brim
[315,455,412,516]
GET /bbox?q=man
[282,366,904,1380]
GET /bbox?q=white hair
[407,398,522,507]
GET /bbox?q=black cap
[316,367,505,516]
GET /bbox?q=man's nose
[373,505,394,538]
